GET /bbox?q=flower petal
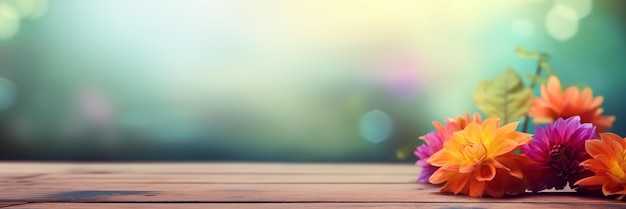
[579,159,607,173]
[440,173,470,195]
[475,163,496,181]
[545,76,563,106]
[528,75,613,133]
[602,181,626,196]
[495,154,527,179]
[491,139,520,157]
[429,168,455,184]
[585,139,611,158]
[469,179,485,197]
[484,169,508,197]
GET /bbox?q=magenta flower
[415,131,444,183]
[521,116,596,192]
[414,113,482,183]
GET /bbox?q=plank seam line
[0,202,29,208]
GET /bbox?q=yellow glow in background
[0,0,624,161]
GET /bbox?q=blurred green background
[0,0,624,161]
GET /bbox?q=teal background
[0,0,624,161]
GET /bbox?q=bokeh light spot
[0,3,20,40]
[545,4,579,41]
[555,0,592,20]
[14,0,36,17]
[0,77,16,110]
[359,110,393,144]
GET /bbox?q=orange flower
[449,113,484,134]
[415,113,483,183]
[529,75,615,132]
[575,133,626,200]
[434,113,484,140]
[427,118,532,197]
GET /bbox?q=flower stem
[521,59,543,133]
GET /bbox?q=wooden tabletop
[0,162,621,208]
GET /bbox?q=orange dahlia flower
[575,133,626,200]
[427,118,532,197]
[529,75,615,132]
[415,113,483,183]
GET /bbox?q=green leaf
[515,46,547,59]
[474,69,533,124]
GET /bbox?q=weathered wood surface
[0,162,621,208]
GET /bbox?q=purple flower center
[548,144,583,180]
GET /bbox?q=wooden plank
[0,163,420,175]
[5,202,623,209]
[1,173,417,184]
[0,183,608,203]
[0,162,617,207]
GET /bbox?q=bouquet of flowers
[415,47,625,200]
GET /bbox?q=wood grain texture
[0,162,621,208]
